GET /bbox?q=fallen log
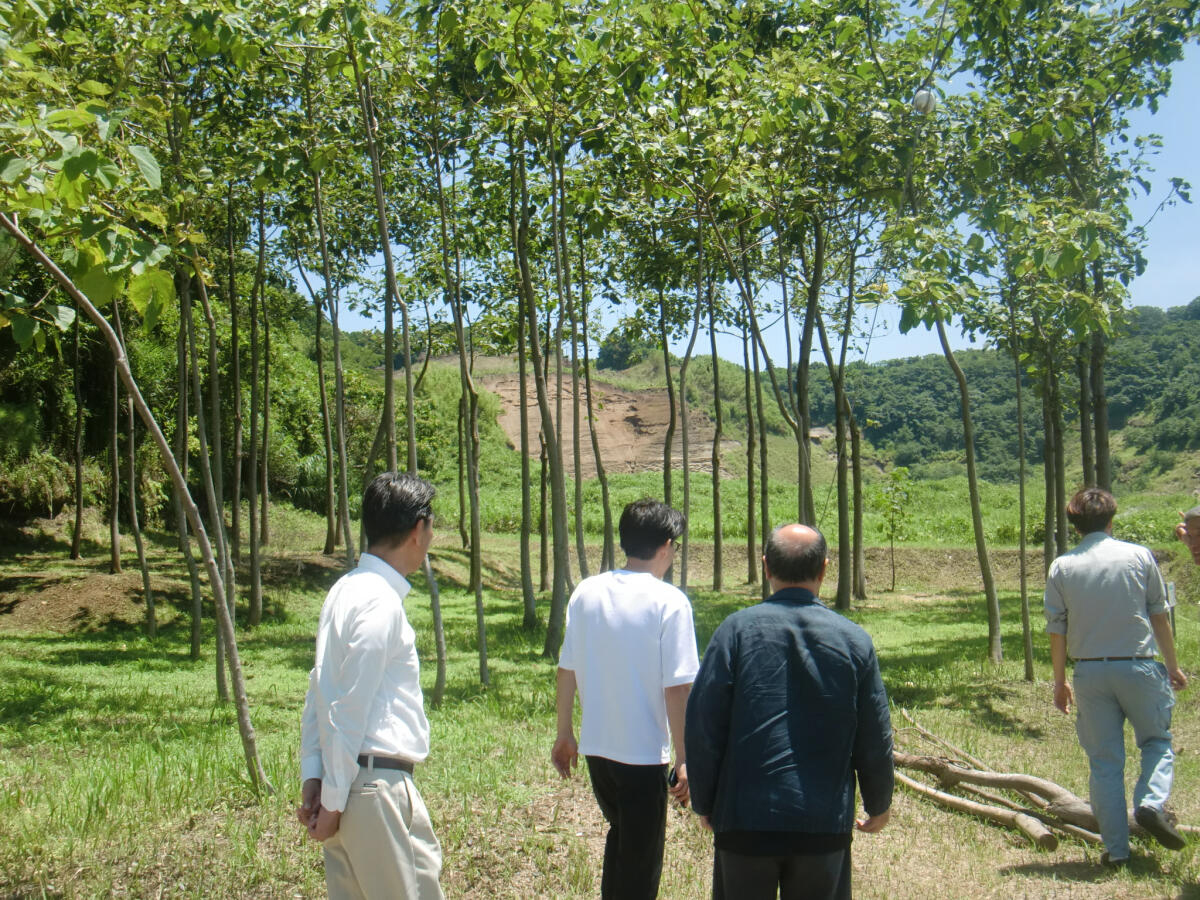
[896,771,1058,850]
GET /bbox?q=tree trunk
[657,284,676,508]
[1090,328,1111,491]
[227,189,243,567]
[816,315,850,610]
[113,298,154,637]
[71,315,83,560]
[517,288,538,626]
[109,357,121,574]
[1051,369,1069,557]
[259,284,271,548]
[577,228,613,572]
[513,141,571,657]
[936,316,1001,663]
[246,196,265,628]
[1042,380,1057,574]
[794,221,823,526]
[678,252,704,591]
[742,319,757,585]
[539,435,550,592]
[851,416,867,601]
[754,332,770,601]
[1,211,271,793]
[707,277,724,592]
[174,272,204,664]
[1077,344,1095,488]
[1013,335,1034,682]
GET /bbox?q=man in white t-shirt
[552,498,699,900]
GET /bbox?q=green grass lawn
[2,507,1200,898]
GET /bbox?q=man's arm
[684,626,733,819]
[1049,633,1074,713]
[1151,612,1188,691]
[851,646,893,828]
[664,682,691,806]
[551,667,579,777]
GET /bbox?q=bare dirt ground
[478,367,746,478]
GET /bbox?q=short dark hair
[1066,487,1116,535]
[362,472,435,547]
[619,498,685,560]
[764,525,827,584]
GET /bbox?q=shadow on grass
[1000,852,1186,887]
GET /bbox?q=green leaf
[77,265,118,305]
[128,145,161,190]
[78,80,112,96]
[9,313,37,348]
[45,303,76,331]
[0,154,30,183]
[127,268,174,330]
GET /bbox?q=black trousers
[585,755,669,900]
[713,846,852,900]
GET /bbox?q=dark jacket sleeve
[685,621,735,818]
[852,644,894,817]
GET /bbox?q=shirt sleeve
[852,644,894,818]
[299,668,324,782]
[1043,563,1068,635]
[685,620,734,818]
[660,593,700,688]
[1143,549,1169,615]
[316,593,396,812]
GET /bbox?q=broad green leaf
[9,313,37,347]
[0,155,30,183]
[128,145,161,190]
[78,80,111,96]
[45,303,76,331]
[127,268,174,330]
[77,265,118,305]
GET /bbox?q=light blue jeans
[1074,658,1175,859]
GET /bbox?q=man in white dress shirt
[297,472,443,899]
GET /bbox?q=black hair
[362,472,435,547]
[764,525,827,584]
[618,498,685,560]
[1066,486,1116,535]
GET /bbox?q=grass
[2,504,1200,898]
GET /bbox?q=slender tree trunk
[1009,310,1034,682]
[850,416,866,600]
[174,272,204,664]
[794,220,823,526]
[457,395,469,549]
[228,190,243,567]
[577,228,613,571]
[247,196,265,628]
[518,295,538,626]
[1042,379,1057,574]
[678,255,704,591]
[0,212,272,793]
[708,278,723,592]
[113,299,153,636]
[816,316,850,610]
[754,333,769,601]
[109,361,121,574]
[570,279,587,579]
[657,285,677,508]
[1050,368,1069,557]
[743,319,757,585]
[936,315,1001,663]
[1077,344,1095,487]
[539,436,550,592]
[71,315,83,560]
[259,287,270,548]
[1090,328,1111,491]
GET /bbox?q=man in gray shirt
[1045,487,1188,867]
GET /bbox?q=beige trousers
[323,765,444,900]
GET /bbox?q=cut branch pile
[892,709,1198,850]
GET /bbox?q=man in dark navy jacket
[685,524,894,900]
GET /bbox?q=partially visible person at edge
[296,472,444,900]
[1045,486,1189,868]
[551,498,697,900]
[1176,504,1200,566]
[685,523,894,900]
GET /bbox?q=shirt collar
[766,586,823,607]
[357,552,413,599]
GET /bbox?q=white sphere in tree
[912,86,937,115]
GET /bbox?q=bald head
[763,524,828,592]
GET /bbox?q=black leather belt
[1073,656,1154,662]
[357,754,414,774]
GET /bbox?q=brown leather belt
[357,754,414,774]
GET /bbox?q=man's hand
[1054,680,1074,714]
[1169,667,1188,691]
[551,734,578,778]
[307,805,341,842]
[856,809,890,833]
[296,778,321,829]
[668,761,689,808]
